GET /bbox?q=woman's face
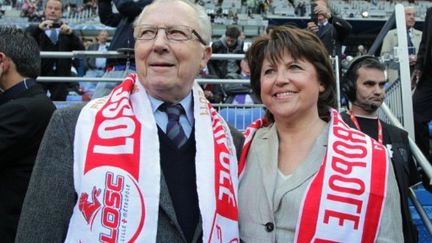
[260,52,324,122]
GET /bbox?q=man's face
[317,14,326,23]
[354,67,387,113]
[225,36,237,48]
[134,1,211,103]
[405,8,416,29]
[44,0,62,22]
[97,31,109,44]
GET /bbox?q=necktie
[160,103,187,148]
[318,23,324,36]
[407,31,415,55]
[49,30,58,44]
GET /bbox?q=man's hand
[307,22,319,33]
[204,90,214,99]
[38,20,56,30]
[411,69,422,90]
[59,23,73,35]
[38,20,72,35]
[409,54,417,66]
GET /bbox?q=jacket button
[265,222,274,232]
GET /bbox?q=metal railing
[38,49,432,177]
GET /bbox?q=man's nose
[152,29,169,53]
[374,86,384,95]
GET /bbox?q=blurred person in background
[381,6,422,83]
[412,7,432,165]
[26,0,85,101]
[91,0,152,98]
[80,30,110,97]
[306,0,351,58]
[208,25,244,79]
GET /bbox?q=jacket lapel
[159,172,187,242]
[255,125,278,212]
[159,171,204,242]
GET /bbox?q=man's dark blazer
[415,7,432,87]
[341,112,422,243]
[412,7,432,171]
[25,25,85,77]
[0,83,56,243]
[25,25,85,100]
[16,103,245,243]
[318,15,352,57]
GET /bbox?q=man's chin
[353,101,381,113]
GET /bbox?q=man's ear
[200,45,212,70]
[0,52,11,72]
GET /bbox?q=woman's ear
[319,82,325,92]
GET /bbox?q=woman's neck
[276,113,327,175]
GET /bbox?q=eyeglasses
[135,25,207,45]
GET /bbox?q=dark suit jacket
[318,15,352,57]
[0,84,55,243]
[16,103,244,243]
[25,25,85,77]
[98,0,152,66]
[416,7,432,87]
[341,112,422,243]
[208,37,244,79]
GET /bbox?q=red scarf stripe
[295,155,327,242]
[361,140,388,242]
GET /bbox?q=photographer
[26,0,84,101]
[306,0,351,58]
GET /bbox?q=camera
[310,2,318,22]
[50,22,62,28]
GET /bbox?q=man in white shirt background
[81,30,109,96]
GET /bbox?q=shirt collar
[319,20,329,26]
[0,79,37,105]
[148,91,194,123]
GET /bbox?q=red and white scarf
[66,74,239,243]
[239,109,388,243]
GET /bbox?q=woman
[238,26,403,242]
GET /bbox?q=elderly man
[16,1,243,242]
[381,6,422,83]
[0,27,55,243]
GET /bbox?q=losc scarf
[239,109,388,243]
[66,74,239,243]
